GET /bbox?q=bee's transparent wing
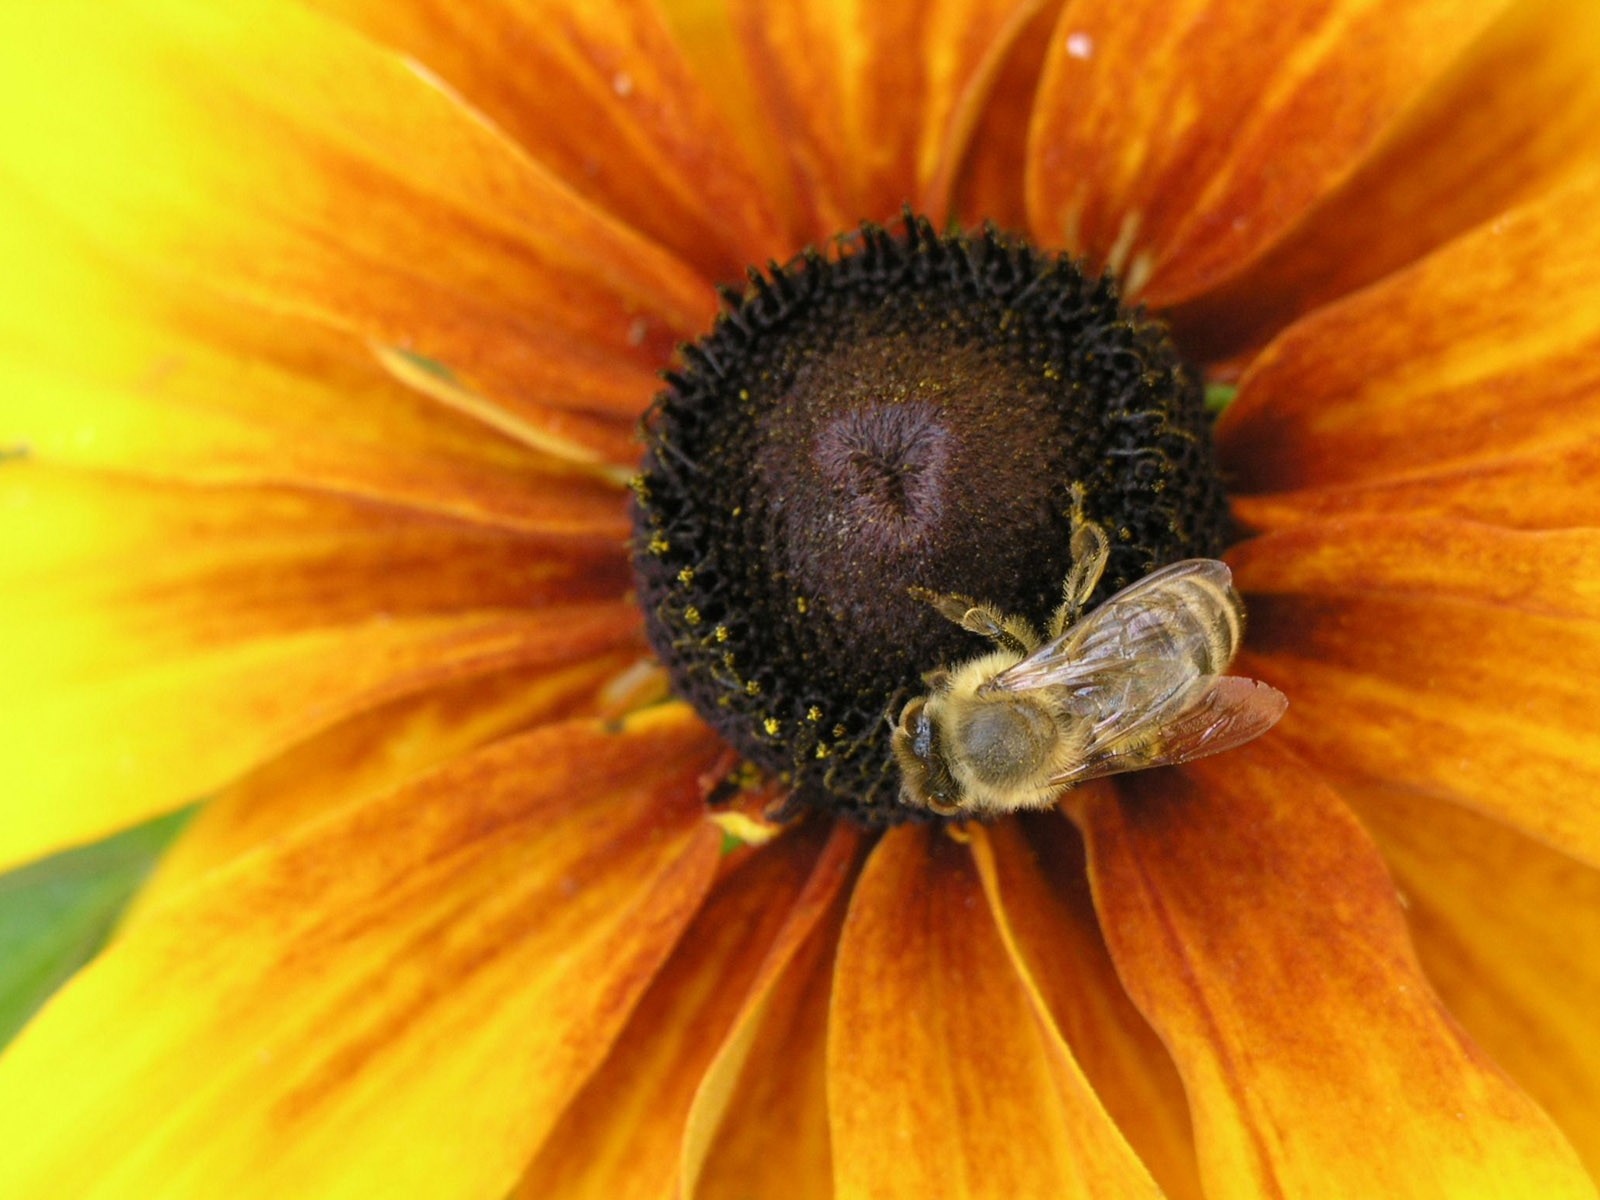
[986,559,1242,702]
[1049,676,1288,787]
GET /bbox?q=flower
[2,0,1599,1196]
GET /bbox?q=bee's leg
[1049,485,1110,638]
[909,587,1039,654]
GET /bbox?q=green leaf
[1204,382,1239,415]
[0,807,193,1049]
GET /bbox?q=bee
[891,496,1287,816]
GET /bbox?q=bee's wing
[1049,676,1289,787]
[986,559,1242,700]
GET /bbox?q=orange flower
[2,0,1599,1196]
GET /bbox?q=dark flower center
[631,215,1228,826]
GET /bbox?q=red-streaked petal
[509,824,829,1199]
[1170,0,1600,361]
[975,817,1202,1200]
[949,1,1064,232]
[726,0,1054,235]
[1230,516,1600,869]
[0,464,631,867]
[681,823,863,1200]
[1025,0,1503,303]
[0,204,630,534]
[134,651,641,910]
[300,0,789,281]
[0,1,710,455]
[0,709,724,1200]
[1345,781,1600,1177]
[1221,169,1600,530]
[1070,744,1594,1199]
[829,824,1164,1199]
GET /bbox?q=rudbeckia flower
[3,0,1600,1196]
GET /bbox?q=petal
[1069,744,1595,1199]
[0,464,632,866]
[1229,515,1600,869]
[828,824,1164,1199]
[726,0,1054,235]
[1343,780,1600,1177]
[949,0,1064,231]
[0,202,630,534]
[299,0,790,281]
[1170,0,1600,360]
[0,708,724,1200]
[1221,169,1600,530]
[509,824,829,1199]
[681,824,863,1200]
[0,1,711,457]
[1025,0,1504,303]
[135,651,642,909]
[974,817,1202,1200]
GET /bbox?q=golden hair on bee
[891,496,1286,817]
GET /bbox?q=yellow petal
[725,0,1054,234]
[1230,515,1600,869]
[0,707,724,1200]
[0,202,630,535]
[1221,168,1600,530]
[1070,744,1595,1199]
[1345,780,1600,1178]
[975,817,1202,1200]
[135,651,641,910]
[829,824,1164,1199]
[300,0,790,281]
[0,0,710,457]
[0,462,632,866]
[682,823,863,1200]
[1171,0,1600,361]
[1025,0,1503,303]
[512,823,833,1198]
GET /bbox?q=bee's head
[890,694,963,815]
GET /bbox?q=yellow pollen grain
[815,744,831,758]
[795,596,809,614]
[714,625,730,642]
[684,606,702,626]
[648,532,670,555]
[807,706,823,722]
[763,717,781,735]
[745,680,762,696]
[677,566,695,585]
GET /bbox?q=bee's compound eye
[955,700,1056,785]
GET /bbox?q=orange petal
[509,824,828,1199]
[975,817,1202,1200]
[828,824,1164,1199]
[299,0,789,281]
[726,0,1055,235]
[1342,780,1600,1177]
[0,708,724,1200]
[0,1,711,454]
[681,823,863,1200]
[0,202,630,534]
[1220,169,1600,530]
[1069,744,1594,1199]
[949,0,1066,231]
[135,651,641,910]
[1025,0,1503,304]
[0,463,632,867]
[1170,0,1600,361]
[1229,515,1600,869]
